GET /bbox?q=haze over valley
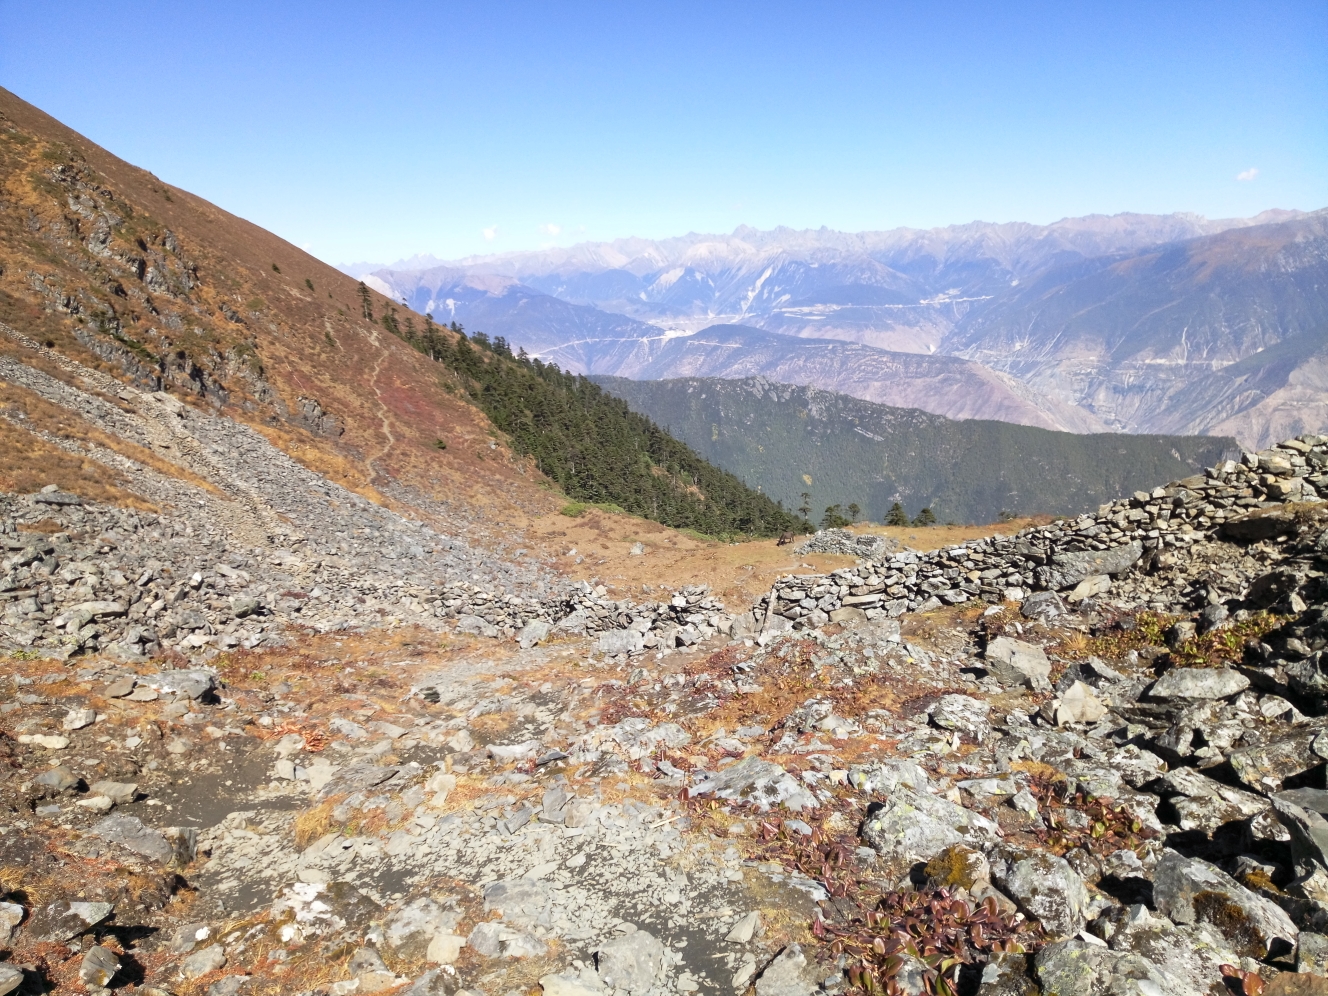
[352,208,1328,449]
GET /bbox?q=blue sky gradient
[2,1,1324,264]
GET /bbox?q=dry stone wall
[748,435,1328,631]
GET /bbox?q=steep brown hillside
[0,86,551,532]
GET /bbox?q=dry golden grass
[0,374,224,498]
[0,415,152,509]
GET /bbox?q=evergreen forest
[365,292,810,538]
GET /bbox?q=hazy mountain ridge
[946,211,1328,446]
[366,266,1109,433]
[356,209,1327,447]
[594,374,1238,525]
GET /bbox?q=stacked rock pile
[746,435,1328,632]
[1,490,733,661]
[445,581,735,653]
[794,528,897,559]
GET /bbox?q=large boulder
[754,944,820,996]
[1149,667,1249,700]
[597,629,645,655]
[859,787,999,866]
[1272,789,1328,869]
[595,928,666,994]
[1038,541,1143,591]
[984,637,1052,691]
[847,759,931,796]
[929,694,991,742]
[1096,904,1240,996]
[1152,850,1298,958]
[1161,767,1272,833]
[990,850,1089,938]
[1230,732,1323,793]
[1035,939,1188,996]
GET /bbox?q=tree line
[361,285,811,539]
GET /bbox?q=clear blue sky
[2,1,1324,265]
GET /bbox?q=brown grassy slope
[0,86,554,524]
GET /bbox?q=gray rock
[1020,591,1067,622]
[89,780,139,805]
[984,637,1052,691]
[26,899,113,942]
[456,614,499,638]
[0,902,22,945]
[35,764,81,793]
[1160,767,1271,832]
[483,879,551,923]
[691,757,815,811]
[63,707,96,730]
[1230,732,1321,793]
[181,944,227,979]
[385,897,460,961]
[33,489,82,506]
[597,629,645,655]
[80,945,120,987]
[859,787,998,865]
[1299,931,1328,975]
[207,977,249,996]
[976,953,1033,996]
[540,786,571,824]
[1098,904,1239,996]
[316,763,399,800]
[230,596,259,618]
[148,669,215,700]
[564,798,594,828]
[992,850,1089,938]
[595,928,666,994]
[404,970,455,996]
[847,759,931,796]
[518,619,552,649]
[1271,791,1328,870]
[1034,939,1185,996]
[167,922,213,954]
[92,814,175,863]
[1150,667,1249,700]
[468,921,546,958]
[1152,850,1298,957]
[725,911,760,943]
[754,943,819,996]
[0,965,22,996]
[929,694,991,742]
[1044,541,1143,589]
[103,677,136,698]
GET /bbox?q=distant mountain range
[594,375,1240,525]
[346,208,1328,448]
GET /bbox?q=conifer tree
[885,502,909,526]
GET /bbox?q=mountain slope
[0,86,543,531]
[0,87,799,540]
[360,209,1326,447]
[369,266,1107,433]
[945,212,1328,447]
[596,375,1239,525]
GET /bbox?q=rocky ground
[4,437,1328,996]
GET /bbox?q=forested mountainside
[365,310,808,537]
[596,375,1239,524]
